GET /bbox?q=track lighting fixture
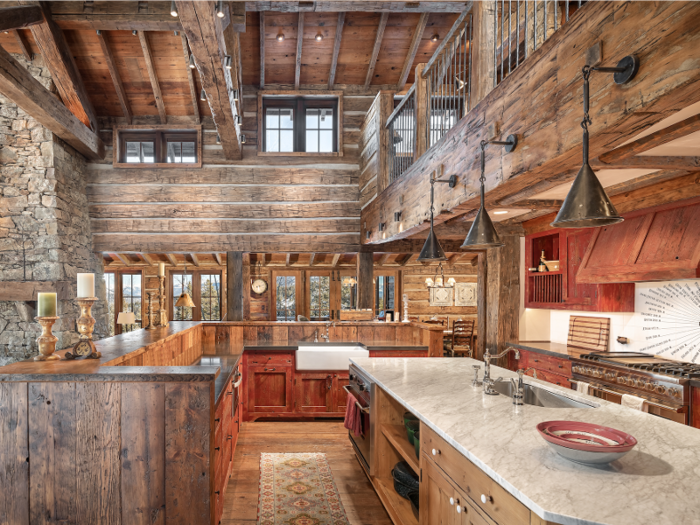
[461,135,518,250]
[170,0,178,17]
[215,0,224,18]
[552,55,639,228]
[188,54,196,69]
[418,170,458,263]
[224,55,232,69]
[200,89,206,101]
[277,33,285,42]
[378,223,386,232]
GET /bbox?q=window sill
[256,151,341,157]
[113,162,203,169]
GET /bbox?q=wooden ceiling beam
[113,253,132,266]
[24,2,98,131]
[308,252,315,267]
[228,2,246,32]
[137,31,167,124]
[97,30,132,125]
[189,253,201,267]
[591,156,700,171]
[12,30,33,62]
[502,199,563,210]
[140,253,156,266]
[399,253,415,266]
[331,253,341,267]
[165,253,179,266]
[447,253,463,265]
[214,253,224,266]
[0,6,43,33]
[221,10,243,113]
[52,14,181,31]
[364,12,388,90]
[0,45,104,160]
[180,33,201,125]
[259,11,265,88]
[246,3,468,13]
[295,12,304,90]
[397,12,429,90]
[376,254,390,266]
[177,0,242,160]
[327,12,344,89]
[285,253,293,267]
[599,114,700,163]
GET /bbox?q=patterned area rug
[257,452,350,525]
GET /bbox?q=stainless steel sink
[490,381,595,409]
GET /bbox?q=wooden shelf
[375,477,419,525]
[381,424,420,473]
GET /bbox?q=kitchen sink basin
[296,344,369,371]
[490,381,595,409]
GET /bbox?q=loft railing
[494,0,588,86]
[422,10,473,147]
[386,84,417,184]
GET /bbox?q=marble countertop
[351,357,700,525]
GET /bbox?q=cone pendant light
[461,136,517,250]
[552,56,639,228]
[175,260,196,308]
[418,172,447,262]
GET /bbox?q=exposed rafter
[141,253,156,266]
[397,12,429,90]
[364,12,388,90]
[285,253,292,267]
[0,6,43,33]
[592,156,700,171]
[295,12,304,90]
[190,253,201,267]
[12,30,32,62]
[180,33,201,124]
[246,2,467,13]
[97,30,132,124]
[214,253,224,266]
[308,252,315,267]
[399,253,415,266]
[52,14,182,31]
[327,12,344,89]
[165,253,178,266]
[331,254,341,267]
[376,254,390,266]
[138,30,167,124]
[114,253,132,266]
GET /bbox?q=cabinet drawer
[247,352,293,367]
[421,423,530,525]
[527,368,572,389]
[523,352,572,376]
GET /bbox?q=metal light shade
[417,227,447,263]
[461,205,504,250]
[175,293,195,308]
[551,161,623,228]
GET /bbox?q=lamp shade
[175,293,196,308]
[461,205,504,250]
[417,227,447,263]
[117,311,136,325]
[551,161,623,228]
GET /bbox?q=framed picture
[455,283,477,307]
[429,287,453,307]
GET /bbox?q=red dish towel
[343,391,363,437]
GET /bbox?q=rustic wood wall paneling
[0,382,28,525]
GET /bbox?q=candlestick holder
[402,293,410,323]
[34,316,60,361]
[158,275,169,328]
[145,292,156,330]
[65,297,101,360]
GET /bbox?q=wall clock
[252,278,268,294]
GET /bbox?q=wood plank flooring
[222,421,392,525]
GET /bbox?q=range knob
[606,372,616,381]
[656,385,667,395]
[645,383,655,392]
[617,377,626,385]
[671,389,682,399]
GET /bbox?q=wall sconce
[394,212,402,222]
[189,54,196,69]
[200,89,206,101]
[232,89,239,101]
[174,30,178,36]
[461,135,518,250]
[132,30,138,36]
[241,134,247,144]
[315,33,323,41]
[224,55,232,69]
[366,230,371,240]
[216,134,221,144]
[378,223,385,232]
[552,56,639,228]
[235,114,242,125]
[417,170,458,263]
[215,0,225,18]
[277,33,285,42]
[96,30,102,36]
[170,0,178,17]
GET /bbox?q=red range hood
[576,196,700,284]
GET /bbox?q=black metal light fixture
[394,212,402,222]
[417,171,457,263]
[552,56,639,228]
[170,0,178,17]
[461,135,518,250]
[378,223,385,232]
[224,55,232,69]
[188,53,196,69]
[241,134,247,144]
[232,89,239,101]
[215,0,225,18]
[200,89,206,101]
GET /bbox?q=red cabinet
[295,372,334,413]
[525,228,634,312]
[510,348,573,389]
[692,387,700,430]
[246,365,294,414]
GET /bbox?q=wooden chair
[451,320,475,357]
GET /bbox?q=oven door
[586,383,688,425]
[344,383,372,475]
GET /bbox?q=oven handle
[573,380,685,413]
[343,385,370,414]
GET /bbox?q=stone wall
[0,54,107,365]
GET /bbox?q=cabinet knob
[449,497,454,506]
[481,494,491,504]
[456,505,462,514]
[432,448,440,456]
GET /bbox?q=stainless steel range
[571,352,700,424]
[346,365,374,475]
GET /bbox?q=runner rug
[257,452,351,525]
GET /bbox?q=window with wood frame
[103,270,143,335]
[260,95,341,154]
[169,271,222,321]
[114,126,202,168]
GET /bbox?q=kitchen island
[351,356,700,525]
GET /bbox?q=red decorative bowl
[537,421,637,465]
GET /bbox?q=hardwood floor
[221,420,392,525]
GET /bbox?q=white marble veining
[351,357,700,525]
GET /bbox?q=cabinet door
[457,492,497,525]
[295,373,333,413]
[421,458,458,525]
[247,366,293,413]
[566,230,597,306]
[335,373,350,413]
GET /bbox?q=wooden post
[242,253,250,320]
[356,252,374,311]
[471,0,496,105]
[414,63,429,159]
[227,251,243,321]
[377,91,395,195]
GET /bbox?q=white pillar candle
[77,273,95,298]
[158,262,166,277]
[37,292,57,317]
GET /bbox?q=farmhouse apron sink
[296,344,369,370]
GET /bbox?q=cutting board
[567,316,610,352]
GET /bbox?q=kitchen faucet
[321,321,334,342]
[510,368,537,405]
[483,347,520,395]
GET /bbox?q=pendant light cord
[581,66,593,164]
[479,140,487,205]
[429,173,436,228]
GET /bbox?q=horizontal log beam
[246,2,469,13]
[52,14,182,31]
[591,156,700,171]
[0,45,104,160]
[90,218,360,234]
[0,6,43,32]
[362,2,700,246]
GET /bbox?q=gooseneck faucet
[321,321,334,342]
[483,347,520,395]
[510,368,537,405]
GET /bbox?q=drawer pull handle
[215,447,220,451]
[226,392,234,396]
[215,418,220,422]
[227,435,232,440]
[215,491,220,495]
[264,368,276,371]
[481,494,492,504]
[432,448,441,456]
[449,497,454,506]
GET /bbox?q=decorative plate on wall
[455,283,477,307]
[429,287,453,307]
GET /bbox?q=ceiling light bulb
[277,33,285,42]
[215,0,224,18]
[189,54,196,69]
[315,33,323,41]
[200,89,206,101]
[431,34,439,42]
[170,0,178,17]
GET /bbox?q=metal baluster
[566,0,569,22]
[554,0,557,31]
[468,16,473,112]
[534,0,537,51]
[524,0,528,60]
[493,0,497,87]
[451,35,456,130]
[508,0,511,76]
[516,0,520,67]
[544,0,547,42]
[500,0,504,82]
